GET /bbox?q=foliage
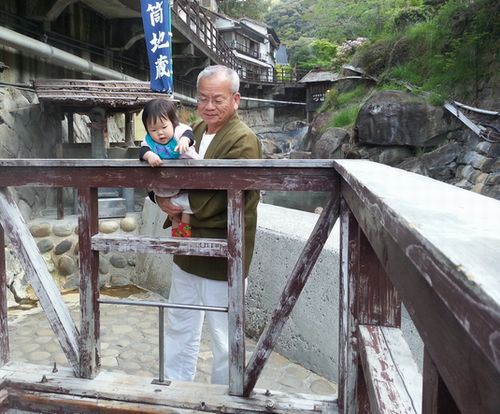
[289,38,337,70]
[217,0,272,21]
[265,0,313,43]
[330,106,359,128]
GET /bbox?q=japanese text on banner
[141,0,173,93]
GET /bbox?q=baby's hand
[146,152,162,167]
[175,136,190,154]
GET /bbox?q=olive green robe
[167,112,262,280]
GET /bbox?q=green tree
[290,38,337,70]
[217,0,272,20]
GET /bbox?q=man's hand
[156,195,182,222]
[175,136,190,154]
[144,151,162,167]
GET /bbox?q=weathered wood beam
[227,190,245,396]
[422,350,460,414]
[338,197,401,414]
[358,325,422,414]
[336,161,500,413]
[0,188,80,374]
[0,161,337,192]
[77,187,100,379]
[91,234,228,257]
[243,189,340,396]
[0,362,338,413]
[0,224,7,367]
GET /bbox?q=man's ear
[233,92,241,109]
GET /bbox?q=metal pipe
[159,307,165,383]
[0,25,136,81]
[98,298,228,313]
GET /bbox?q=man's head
[196,65,241,134]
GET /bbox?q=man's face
[197,73,240,134]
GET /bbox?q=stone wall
[6,214,140,307]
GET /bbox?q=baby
[139,98,200,237]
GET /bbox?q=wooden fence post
[227,189,245,396]
[77,187,100,378]
[0,224,8,367]
[422,349,460,414]
[338,197,401,413]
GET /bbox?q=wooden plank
[77,187,100,379]
[244,189,340,396]
[0,362,337,413]
[338,202,359,414]
[336,162,500,413]
[7,389,207,414]
[0,224,8,367]
[0,159,337,192]
[335,160,500,368]
[0,387,8,414]
[421,350,460,414]
[0,187,80,374]
[358,325,422,414]
[227,189,245,396]
[338,199,401,414]
[92,234,228,257]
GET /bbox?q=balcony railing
[0,159,498,413]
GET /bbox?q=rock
[356,90,453,147]
[73,242,79,254]
[120,217,137,232]
[377,147,413,165]
[30,222,51,237]
[301,112,332,151]
[37,238,54,253]
[289,150,312,159]
[311,128,349,159]
[110,254,127,268]
[127,256,136,267]
[99,259,110,275]
[399,142,462,182]
[99,220,119,233]
[43,253,55,273]
[63,275,80,290]
[110,274,130,286]
[58,255,76,276]
[54,239,73,255]
[53,223,74,237]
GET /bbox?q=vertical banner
[141,0,173,93]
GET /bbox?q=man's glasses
[196,93,235,107]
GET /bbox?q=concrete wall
[134,201,424,382]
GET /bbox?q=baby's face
[147,116,174,144]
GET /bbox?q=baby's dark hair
[142,99,180,130]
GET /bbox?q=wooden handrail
[0,159,498,413]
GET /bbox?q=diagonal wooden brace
[0,187,80,375]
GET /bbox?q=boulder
[356,90,452,147]
[301,112,332,151]
[398,142,462,182]
[311,128,349,159]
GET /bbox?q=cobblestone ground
[7,288,337,396]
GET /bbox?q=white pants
[164,263,229,384]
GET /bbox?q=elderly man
[155,65,261,384]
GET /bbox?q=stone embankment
[6,214,140,305]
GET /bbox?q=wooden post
[124,112,134,147]
[67,111,74,144]
[0,223,8,367]
[338,197,401,413]
[77,187,100,378]
[89,107,107,159]
[422,349,460,414]
[227,189,245,396]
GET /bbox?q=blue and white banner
[141,0,173,93]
